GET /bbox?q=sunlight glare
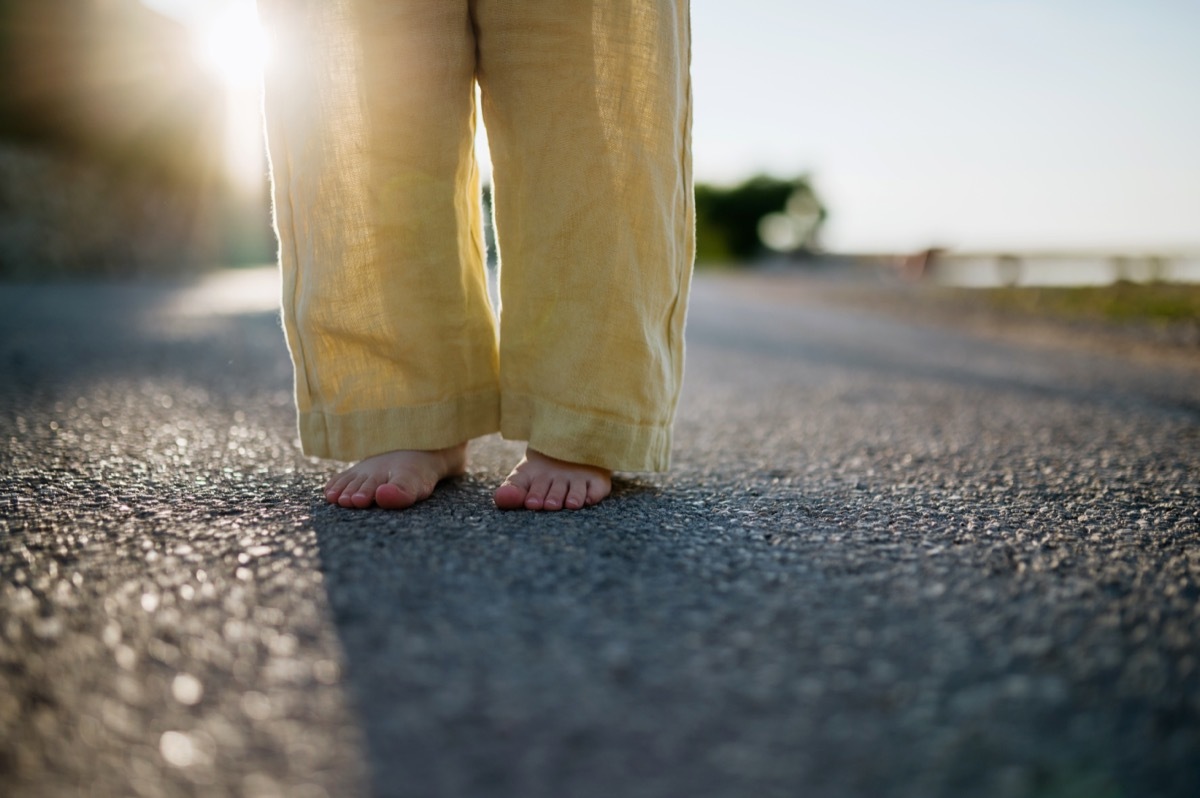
[196,1,269,87]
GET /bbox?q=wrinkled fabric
[259,0,694,471]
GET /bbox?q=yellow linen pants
[259,0,694,472]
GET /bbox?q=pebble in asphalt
[1,267,1198,798]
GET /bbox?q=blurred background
[0,0,269,277]
[1,0,1197,283]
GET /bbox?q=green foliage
[981,283,1200,325]
[694,174,826,265]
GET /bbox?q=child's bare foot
[324,443,467,510]
[493,448,612,511]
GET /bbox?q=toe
[376,479,418,510]
[542,479,569,511]
[564,480,588,510]
[584,478,611,507]
[494,467,532,510]
[338,475,369,508]
[325,472,354,504]
[524,473,554,511]
[493,482,527,510]
[350,475,382,509]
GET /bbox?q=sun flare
[195,1,269,87]
[186,1,272,192]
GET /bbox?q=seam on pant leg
[664,0,695,423]
[282,167,325,446]
[266,105,325,449]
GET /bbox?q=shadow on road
[306,477,1142,798]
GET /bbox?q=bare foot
[493,448,612,511]
[324,443,467,510]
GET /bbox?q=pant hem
[300,389,500,461]
[499,392,672,473]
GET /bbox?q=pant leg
[259,0,499,460]
[474,0,694,472]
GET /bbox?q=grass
[969,282,1200,326]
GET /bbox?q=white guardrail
[893,250,1200,287]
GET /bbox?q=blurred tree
[694,174,826,265]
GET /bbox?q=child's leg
[476,0,694,509]
[260,1,498,507]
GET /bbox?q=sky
[146,0,1200,253]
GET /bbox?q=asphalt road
[2,266,1198,798]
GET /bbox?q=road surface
[2,266,1198,797]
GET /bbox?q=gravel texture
[2,266,1198,798]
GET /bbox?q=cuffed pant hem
[500,392,672,473]
[299,389,500,461]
